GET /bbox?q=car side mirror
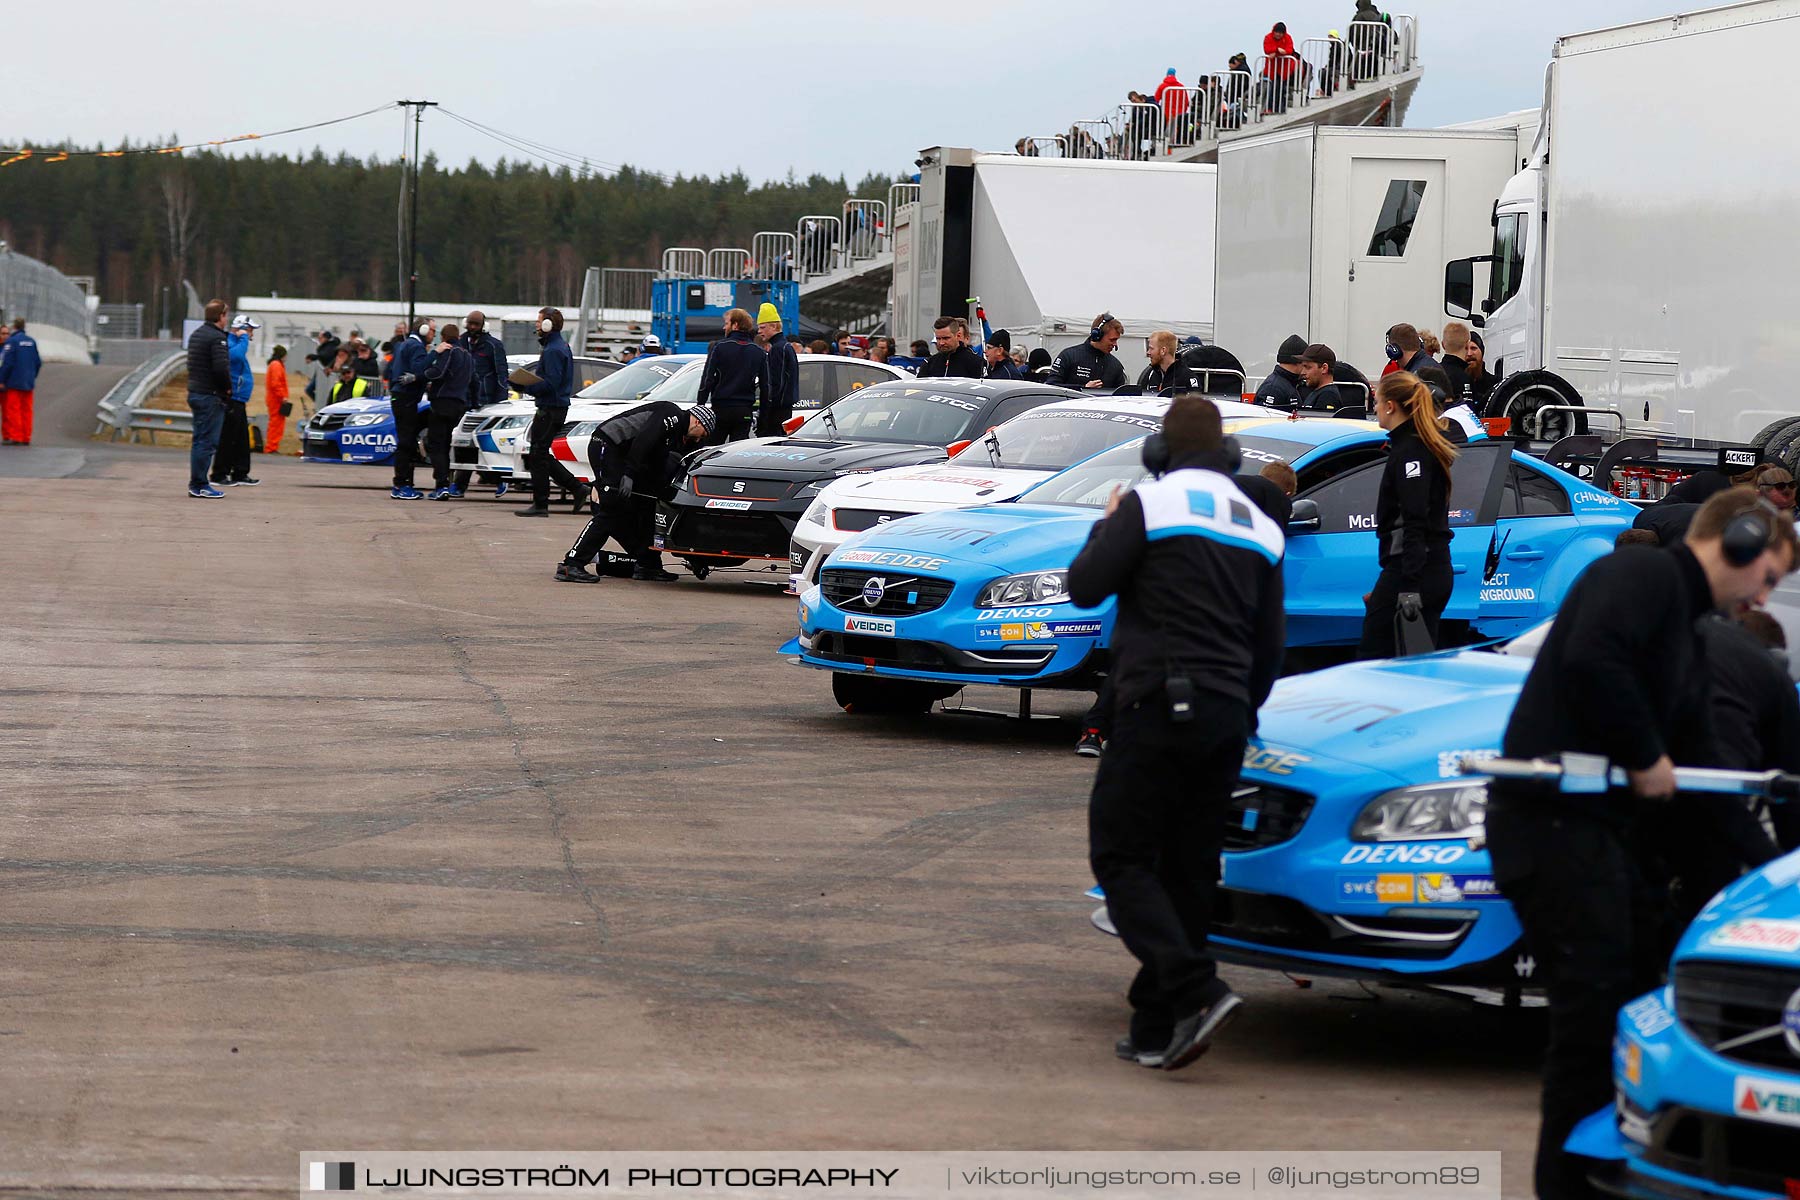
[783,415,805,434]
[1287,498,1321,532]
[945,439,973,456]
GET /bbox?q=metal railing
[600,267,654,319]
[842,199,886,262]
[1015,136,1068,158]
[887,183,921,217]
[1219,71,1256,132]
[92,348,190,442]
[752,231,797,282]
[1347,20,1396,83]
[1254,53,1306,115]
[0,247,91,340]
[706,247,751,279]
[94,303,144,340]
[1391,14,1418,71]
[1115,102,1164,161]
[1161,89,1215,151]
[661,247,705,279]
[795,215,842,280]
[1069,120,1112,160]
[1300,38,1352,101]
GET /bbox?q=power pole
[398,100,438,328]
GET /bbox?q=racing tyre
[830,673,960,716]
[1781,439,1800,483]
[1764,420,1800,470]
[1748,416,1800,455]
[1485,370,1587,440]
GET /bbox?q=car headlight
[801,496,828,527]
[1350,782,1488,842]
[976,570,1070,608]
[345,413,386,427]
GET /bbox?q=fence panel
[752,232,797,282]
[1069,120,1112,159]
[843,199,887,261]
[600,268,654,318]
[1115,102,1164,160]
[706,248,751,279]
[1347,21,1395,83]
[0,248,90,338]
[661,248,705,279]
[887,183,921,216]
[795,215,842,280]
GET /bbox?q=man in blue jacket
[454,309,513,497]
[422,323,475,501]
[0,317,43,445]
[695,307,771,444]
[211,315,260,486]
[514,306,584,516]
[754,302,799,437]
[387,317,436,499]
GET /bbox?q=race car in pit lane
[305,354,619,469]
[1567,849,1800,1199]
[450,355,691,488]
[781,416,1636,712]
[540,354,906,485]
[785,394,1265,592]
[658,376,1066,579]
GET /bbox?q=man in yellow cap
[755,301,799,437]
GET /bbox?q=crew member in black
[1439,321,1473,399]
[917,316,985,379]
[453,310,513,497]
[1384,322,1439,376]
[1049,312,1128,390]
[1357,372,1457,658]
[1293,343,1346,411]
[1136,331,1181,392]
[983,328,1021,379]
[1252,334,1307,407]
[556,403,716,583]
[421,324,474,500]
[1463,332,1496,412]
[514,307,583,516]
[1071,397,1286,1072]
[388,317,436,497]
[695,307,771,444]
[1486,488,1796,1200]
[755,303,799,437]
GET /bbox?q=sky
[7,0,1696,185]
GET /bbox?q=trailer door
[1343,160,1445,368]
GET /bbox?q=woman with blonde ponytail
[1359,371,1459,658]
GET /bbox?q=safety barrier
[887,183,920,217]
[0,247,91,339]
[92,348,191,442]
[661,248,705,279]
[795,215,842,280]
[1219,70,1257,132]
[1015,136,1068,158]
[753,231,797,282]
[706,247,751,279]
[1347,20,1396,83]
[842,199,886,263]
[600,267,654,318]
[1116,102,1164,161]
[1160,89,1215,151]
[1069,120,1112,160]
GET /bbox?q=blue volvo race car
[1566,850,1800,1198]
[783,416,1635,712]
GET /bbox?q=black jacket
[186,322,232,398]
[918,344,986,379]
[459,330,511,407]
[696,332,772,408]
[591,401,691,494]
[422,343,474,403]
[986,358,1023,380]
[1492,544,1717,828]
[1254,365,1305,407]
[1374,420,1452,585]
[1070,454,1286,714]
[765,333,799,412]
[1633,502,1700,546]
[1440,354,1470,399]
[1047,342,1126,390]
[1662,469,1736,507]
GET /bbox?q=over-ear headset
[540,317,554,333]
[1140,432,1242,479]
[1722,498,1783,566]
[1385,342,1403,363]
[1090,312,1116,343]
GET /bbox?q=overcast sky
[12,1,1690,184]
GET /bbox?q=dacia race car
[1568,851,1800,1198]
[658,376,1064,579]
[449,355,687,486]
[544,354,904,485]
[786,394,1264,591]
[783,416,1637,712]
[305,354,618,469]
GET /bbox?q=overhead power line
[435,108,673,183]
[0,102,401,166]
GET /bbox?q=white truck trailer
[1446,0,1800,447]
[1215,124,1525,387]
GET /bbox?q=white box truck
[1216,125,1524,387]
[1446,0,1800,448]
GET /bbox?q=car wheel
[830,673,959,715]
[1749,417,1800,455]
[1487,370,1587,440]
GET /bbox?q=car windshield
[575,357,687,400]
[1015,439,1151,508]
[793,387,980,445]
[1232,434,1316,468]
[642,361,705,405]
[958,410,1162,471]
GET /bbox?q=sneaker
[494,481,509,498]
[514,506,550,517]
[631,566,680,583]
[188,485,226,499]
[1162,991,1244,1072]
[1113,1035,1166,1069]
[554,563,602,584]
[1075,728,1105,758]
[570,483,590,512]
[227,477,260,487]
[448,485,465,498]
[429,487,453,501]
[390,486,424,500]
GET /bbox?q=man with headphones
[513,306,582,516]
[1070,396,1286,1073]
[1484,487,1797,1199]
[1048,312,1128,391]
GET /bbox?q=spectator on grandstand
[1262,22,1300,113]
[1156,69,1192,145]
[1125,91,1158,160]
[1350,1,1389,80]
[1015,138,1040,157]
[1322,30,1349,95]
[1222,56,1252,129]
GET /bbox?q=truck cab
[1450,163,1541,385]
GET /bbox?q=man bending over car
[555,403,717,584]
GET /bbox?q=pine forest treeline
[0,145,899,314]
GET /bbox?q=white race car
[787,394,1265,589]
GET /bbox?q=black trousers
[426,398,466,489]
[1083,675,1117,738]
[391,395,423,488]
[211,402,252,482]
[755,403,793,439]
[564,489,660,570]
[1358,557,1454,659]
[1089,691,1246,1048]
[1487,800,1667,1200]
[526,405,582,507]
[704,404,754,446]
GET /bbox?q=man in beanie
[555,403,715,584]
[755,302,799,437]
[984,328,1021,380]
[1253,334,1308,407]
